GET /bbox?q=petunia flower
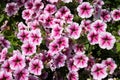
[53,53,67,68]
[17,30,29,42]
[29,29,42,45]
[21,41,36,56]
[98,32,116,50]
[67,58,79,72]
[44,4,56,14]
[77,2,94,18]
[33,1,44,11]
[51,24,63,38]
[0,71,13,80]
[55,6,70,18]
[80,20,92,32]
[28,20,40,30]
[1,60,12,73]
[102,58,117,74]
[111,9,120,21]
[48,41,60,53]
[29,59,43,75]
[5,2,19,16]
[91,63,108,80]
[64,13,74,24]
[73,44,85,54]
[54,36,69,50]
[66,22,82,39]
[22,9,33,21]
[14,68,29,80]
[9,50,26,70]
[24,0,33,9]
[91,20,107,33]
[17,22,28,31]
[100,9,111,22]
[0,48,7,62]
[67,71,78,80]
[73,54,88,68]
[87,31,99,45]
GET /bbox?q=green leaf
[0,14,4,22]
[116,42,120,53]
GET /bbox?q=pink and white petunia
[43,14,54,28]
[80,20,92,32]
[44,4,56,14]
[9,51,26,70]
[5,2,19,16]
[0,48,7,62]
[51,24,63,38]
[73,44,85,54]
[48,41,60,53]
[29,29,42,45]
[93,0,104,8]
[21,41,36,56]
[55,6,70,18]
[17,30,29,42]
[77,2,94,18]
[28,20,40,30]
[33,1,44,11]
[0,38,11,48]
[100,9,111,22]
[67,71,78,80]
[67,58,79,72]
[64,13,74,24]
[0,71,13,80]
[73,54,88,68]
[54,36,69,50]
[87,31,99,45]
[14,69,29,80]
[66,22,82,39]
[17,22,28,31]
[91,20,107,33]
[22,9,33,21]
[29,59,43,75]
[91,63,108,80]
[24,0,33,9]
[1,60,12,73]
[98,32,116,50]
[102,58,117,74]
[53,53,67,68]
[111,9,120,21]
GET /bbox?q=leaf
[0,14,4,22]
[116,42,120,53]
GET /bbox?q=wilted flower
[5,2,19,16]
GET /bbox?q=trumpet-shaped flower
[91,63,108,80]
[77,2,94,18]
[102,58,117,74]
[66,22,81,39]
[29,59,43,75]
[98,32,116,50]
[73,54,88,68]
